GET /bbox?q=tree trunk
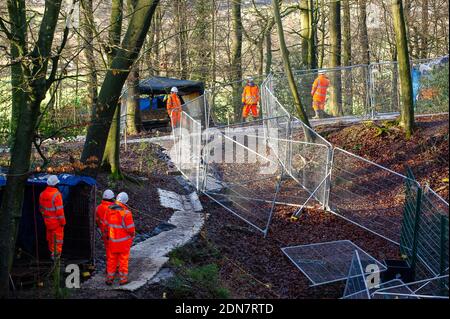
[265,30,272,76]
[272,0,311,127]
[175,0,188,78]
[358,0,370,112]
[107,0,124,64]
[81,0,160,172]
[358,0,370,65]
[0,0,64,297]
[420,0,429,59]
[299,0,317,117]
[126,67,141,135]
[80,0,98,114]
[342,0,353,114]
[231,0,243,122]
[329,0,343,116]
[102,0,125,177]
[300,0,317,69]
[102,106,122,179]
[391,0,414,138]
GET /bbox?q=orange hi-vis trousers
[47,227,64,257]
[106,249,130,283]
[242,104,259,118]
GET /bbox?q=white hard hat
[318,70,326,75]
[47,175,60,186]
[103,189,115,200]
[171,87,178,93]
[247,77,254,82]
[116,192,129,204]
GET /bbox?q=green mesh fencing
[400,167,449,283]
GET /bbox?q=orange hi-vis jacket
[242,85,260,105]
[311,75,330,102]
[106,204,135,253]
[166,93,182,116]
[39,186,66,230]
[96,200,114,237]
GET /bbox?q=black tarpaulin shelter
[0,173,97,264]
[134,76,204,96]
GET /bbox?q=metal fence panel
[170,110,203,190]
[342,250,371,299]
[329,148,421,244]
[282,240,386,287]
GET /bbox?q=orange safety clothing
[166,93,182,127]
[242,85,260,105]
[105,204,135,284]
[96,199,114,247]
[39,186,66,257]
[242,104,259,118]
[311,75,330,106]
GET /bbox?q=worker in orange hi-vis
[105,192,135,286]
[242,77,260,121]
[166,86,182,128]
[96,189,115,249]
[311,70,330,119]
[39,175,66,260]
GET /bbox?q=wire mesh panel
[329,148,421,244]
[372,275,449,299]
[202,127,282,235]
[416,188,449,279]
[183,94,209,128]
[170,111,203,190]
[271,65,371,120]
[369,61,402,115]
[281,240,386,286]
[342,250,371,299]
[412,56,449,115]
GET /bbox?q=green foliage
[166,241,229,298]
[166,263,230,299]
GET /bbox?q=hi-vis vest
[242,85,260,105]
[166,93,182,114]
[106,204,135,252]
[311,75,330,102]
[39,186,66,230]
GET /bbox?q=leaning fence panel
[281,240,386,287]
[372,275,449,299]
[329,148,421,244]
[342,250,371,299]
[202,127,282,235]
[170,111,203,190]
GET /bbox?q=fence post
[440,215,448,275]
[322,147,333,210]
[410,186,423,270]
[367,64,375,119]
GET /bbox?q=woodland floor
[7,114,449,299]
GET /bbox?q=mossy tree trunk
[329,0,343,116]
[272,0,311,128]
[0,0,66,297]
[342,0,353,114]
[231,0,243,122]
[81,0,161,174]
[391,0,415,138]
[102,0,125,179]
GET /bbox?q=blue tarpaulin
[139,98,151,111]
[0,172,96,187]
